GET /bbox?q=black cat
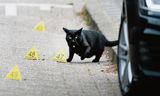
[63,28,118,62]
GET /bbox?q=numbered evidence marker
[25,47,40,60]
[5,65,22,81]
[33,21,46,32]
[52,49,67,63]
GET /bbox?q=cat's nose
[72,40,75,42]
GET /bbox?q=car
[117,0,160,96]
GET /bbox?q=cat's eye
[67,36,72,39]
[75,36,78,39]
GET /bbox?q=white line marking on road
[5,4,17,16]
[40,5,51,11]
[1,3,73,16]
[0,3,73,9]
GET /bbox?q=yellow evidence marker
[5,65,22,81]
[25,46,40,60]
[33,21,46,32]
[52,49,67,63]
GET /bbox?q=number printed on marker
[29,51,35,57]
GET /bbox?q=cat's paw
[67,59,72,62]
[92,59,99,62]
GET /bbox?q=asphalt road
[0,0,121,96]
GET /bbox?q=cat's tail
[105,40,119,47]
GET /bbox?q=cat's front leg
[67,48,74,62]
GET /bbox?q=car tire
[117,4,138,96]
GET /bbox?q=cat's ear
[63,27,69,34]
[76,28,83,35]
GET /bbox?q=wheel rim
[118,19,133,92]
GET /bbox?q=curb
[85,0,121,41]
[73,0,122,64]
[85,0,122,64]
